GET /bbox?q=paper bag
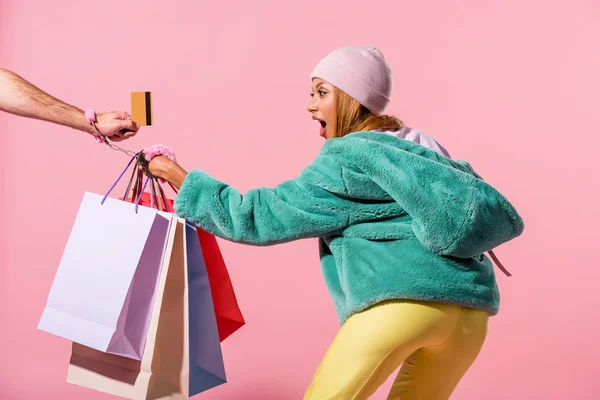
[67,218,226,399]
[38,192,170,360]
[135,191,245,342]
[196,229,245,341]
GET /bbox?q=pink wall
[1,1,599,399]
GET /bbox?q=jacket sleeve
[173,153,352,246]
[337,135,524,258]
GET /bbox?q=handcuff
[85,109,160,179]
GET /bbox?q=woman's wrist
[165,162,188,189]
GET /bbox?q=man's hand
[96,111,140,142]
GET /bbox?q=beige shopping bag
[67,217,191,399]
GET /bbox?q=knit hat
[310,46,392,115]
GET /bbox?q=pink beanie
[310,46,392,115]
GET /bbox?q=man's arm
[0,68,139,141]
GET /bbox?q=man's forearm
[0,68,93,134]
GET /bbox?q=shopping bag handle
[167,182,178,194]
[101,153,153,214]
[126,154,178,214]
[101,153,138,206]
[149,177,175,213]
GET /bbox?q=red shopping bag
[131,190,245,342]
[196,228,246,341]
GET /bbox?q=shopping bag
[134,190,245,342]
[38,191,171,360]
[196,229,245,341]
[184,221,228,394]
[67,218,227,399]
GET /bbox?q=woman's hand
[148,155,188,189]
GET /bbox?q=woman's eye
[319,90,327,97]
[310,93,314,97]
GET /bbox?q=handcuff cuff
[85,109,160,179]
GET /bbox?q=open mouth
[313,117,327,137]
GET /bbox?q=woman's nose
[307,98,317,112]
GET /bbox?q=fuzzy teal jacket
[174,131,524,324]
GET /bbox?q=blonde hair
[333,87,403,138]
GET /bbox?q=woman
[147,46,523,400]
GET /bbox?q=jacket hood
[320,131,524,258]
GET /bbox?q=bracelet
[142,144,177,163]
[141,145,177,183]
[85,109,106,144]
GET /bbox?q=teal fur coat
[174,131,524,324]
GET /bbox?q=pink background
[1,1,599,399]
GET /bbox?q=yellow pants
[304,300,489,400]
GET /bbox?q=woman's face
[307,78,336,139]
